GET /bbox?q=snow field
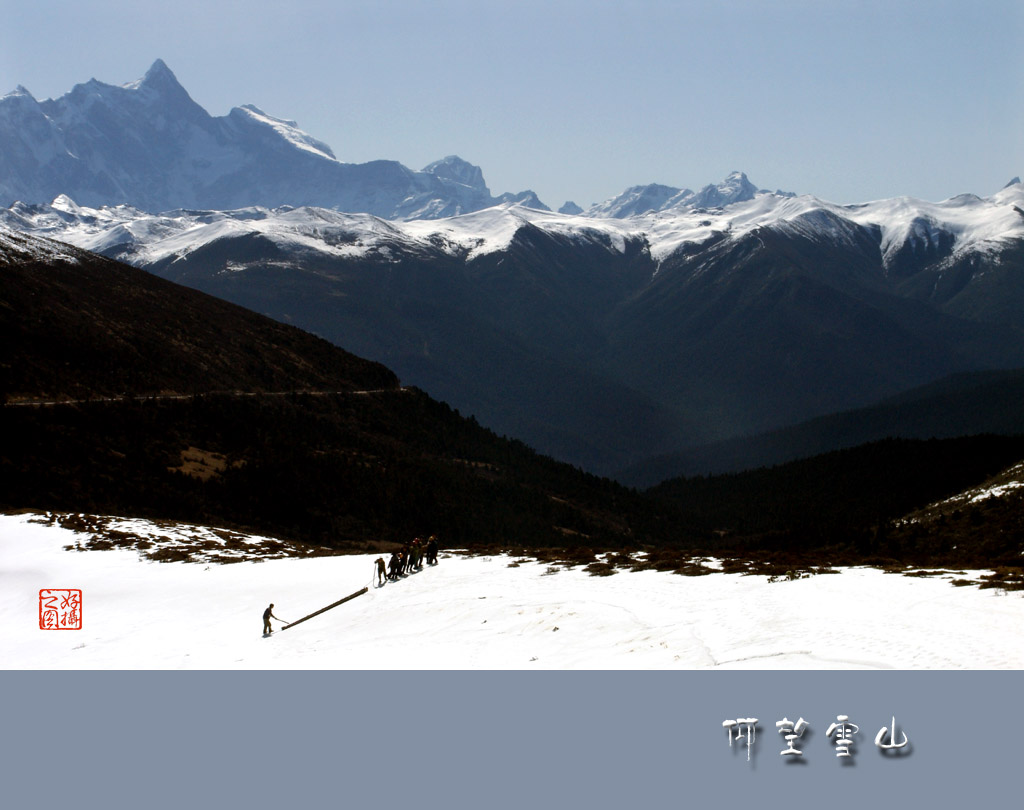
[3,512,1022,670]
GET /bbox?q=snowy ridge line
[232,104,337,162]
[0,61,541,219]
[4,177,1022,269]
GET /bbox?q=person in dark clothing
[388,552,401,581]
[427,536,439,565]
[263,603,281,635]
[375,557,387,586]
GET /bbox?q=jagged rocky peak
[585,183,690,218]
[495,190,549,211]
[1005,176,1022,188]
[122,59,190,100]
[423,156,489,192]
[4,85,36,101]
[585,172,777,218]
[559,201,584,215]
[0,62,545,215]
[688,171,760,208]
[141,58,176,84]
[129,58,198,107]
[718,170,752,187]
[55,58,205,126]
[0,85,45,119]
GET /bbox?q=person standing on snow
[263,603,282,635]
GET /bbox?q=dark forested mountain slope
[5,227,1023,568]
[5,173,1023,479]
[0,228,672,551]
[0,226,397,402]
[620,368,1024,485]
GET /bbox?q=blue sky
[2,0,1021,209]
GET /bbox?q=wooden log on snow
[281,587,368,631]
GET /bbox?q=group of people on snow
[376,535,439,586]
[263,536,441,635]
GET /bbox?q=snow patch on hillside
[0,222,81,263]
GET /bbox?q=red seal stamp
[39,589,82,630]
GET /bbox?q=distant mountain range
[586,171,795,218]
[0,60,545,218]
[3,61,1024,479]
[7,223,1024,572]
[8,222,1024,569]
[621,367,1024,486]
[0,224,669,549]
[0,59,807,220]
[7,179,1024,476]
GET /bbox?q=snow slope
[4,513,1022,670]
[0,221,83,263]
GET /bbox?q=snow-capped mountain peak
[5,179,1023,480]
[124,58,181,93]
[0,62,543,218]
[227,104,338,161]
[7,175,1023,271]
[59,59,203,122]
[585,172,779,218]
[585,183,690,218]
[142,57,174,81]
[50,194,82,214]
[688,170,762,208]
[423,155,489,192]
[4,85,36,101]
